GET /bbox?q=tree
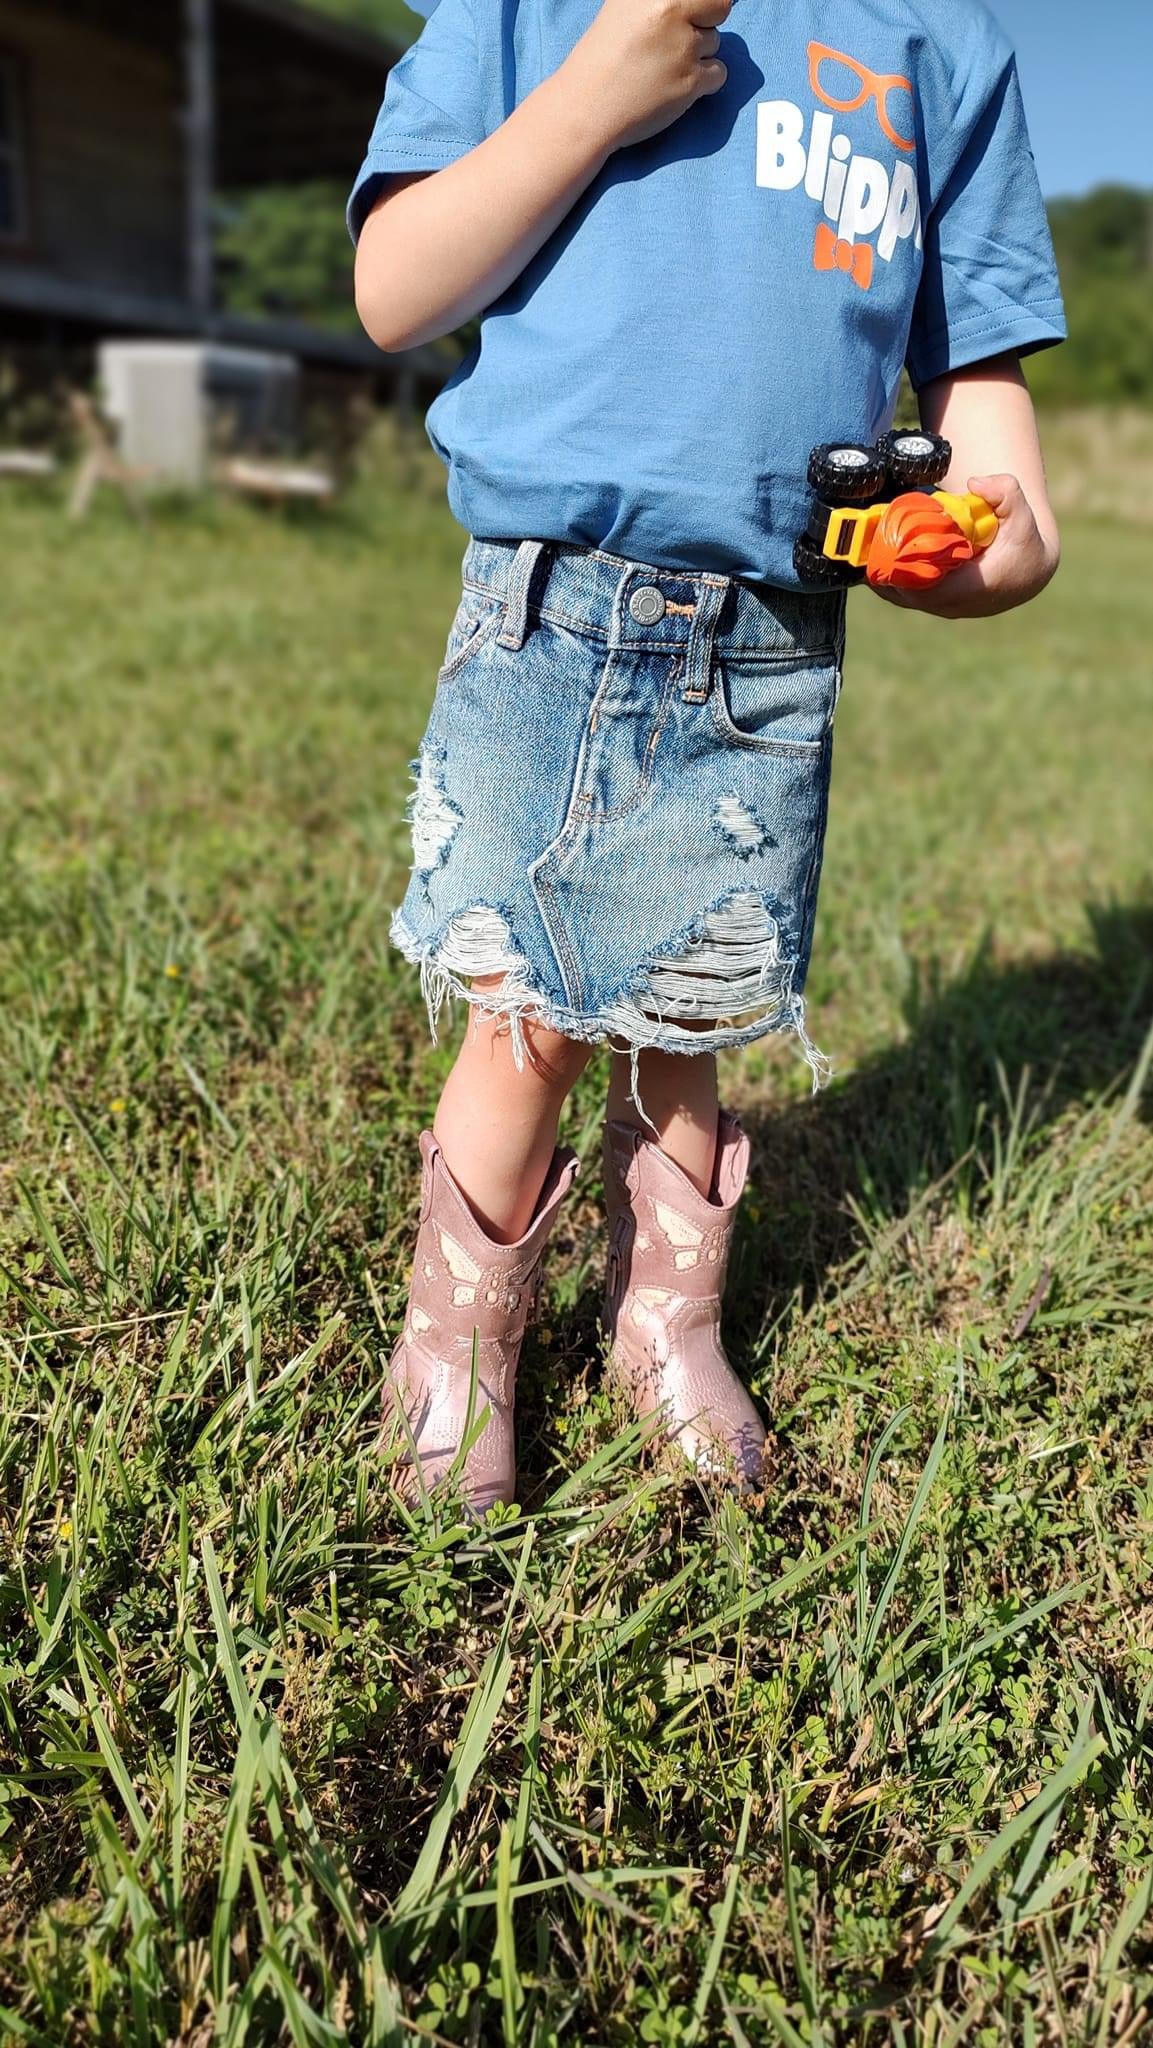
[218,185,359,334]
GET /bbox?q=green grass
[1,440,1152,2046]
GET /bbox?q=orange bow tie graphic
[813,221,874,291]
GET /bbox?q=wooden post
[184,0,216,316]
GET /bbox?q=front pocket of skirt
[709,650,839,754]
[437,591,505,684]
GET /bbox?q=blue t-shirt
[349,0,1065,587]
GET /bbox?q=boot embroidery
[485,1283,521,1310]
[652,1200,705,1247]
[438,1228,482,1281]
[651,1201,730,1271]
[630,1285,674,1327]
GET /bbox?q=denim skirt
[392,536,847,1089]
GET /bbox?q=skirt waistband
[461,535,845,662]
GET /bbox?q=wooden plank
[0,449,58,476]
[217,454,335,501]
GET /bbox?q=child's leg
[385,979,587,1511]
[433,975,595,1241]
[601,1045,765,1489]
[605,1046,720,1197]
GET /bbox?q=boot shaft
[603,1113,751,1324]
[410,1128,579,1355]
[600,1110,765,1489]
[384,1131,579,1513]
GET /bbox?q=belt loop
[497,538,547,649]
[682,576,730,703]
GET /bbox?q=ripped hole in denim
[408,749,462,874]
[713,794,772,858]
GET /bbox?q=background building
[0,0,412,381]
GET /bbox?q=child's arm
[876,352,1060,620]
[354,0,731,352]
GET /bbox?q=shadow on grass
[518,896,1153,1496]
[731,893,1153,1321]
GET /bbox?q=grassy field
[1,437,1151,2046]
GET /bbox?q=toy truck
[794,431,999,591]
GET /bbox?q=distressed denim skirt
[393,535,847,1090]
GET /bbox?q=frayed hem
[390,908,833,1099]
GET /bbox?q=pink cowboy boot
[382,1130,579,1513]
[602,1111,766,1488]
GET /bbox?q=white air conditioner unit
[99,341,300,487]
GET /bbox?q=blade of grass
[388,1527,534,1943]
[494,1821,522,2047]
[855,1405,911,1656]
[780,1785,822,2043]
[1094,1865,1153,2048]
[686,1790,752,2047]
[922,1718,1107,1966]
[861,1405,950,1675]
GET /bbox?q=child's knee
[467,977,592,1089]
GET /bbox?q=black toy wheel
[807,442,887,503]
[878,429,951,490]
[793,533,865,588]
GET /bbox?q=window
[0,58,28,244]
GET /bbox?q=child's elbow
[354,264,416,354]
[353,209,424,353]
[1040,517,1062,590]
[356,298,413,356]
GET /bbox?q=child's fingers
[870,554,987,615]
[967,473,1024,518]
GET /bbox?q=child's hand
[569,0,732,154]
[872,473,1059,620]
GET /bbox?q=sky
[989,0,1153,197]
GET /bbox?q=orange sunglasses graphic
[808,42,916,153]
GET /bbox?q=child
[349,0,1065,1510]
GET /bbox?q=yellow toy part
[931,491,999,551]
[819,501,886,569]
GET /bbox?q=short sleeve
[347,0,484,242]
[906,48,1066,390]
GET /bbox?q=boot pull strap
[418,1148,438,1224]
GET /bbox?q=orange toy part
[866,491,976,589]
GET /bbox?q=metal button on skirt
[393,535,847,1090]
